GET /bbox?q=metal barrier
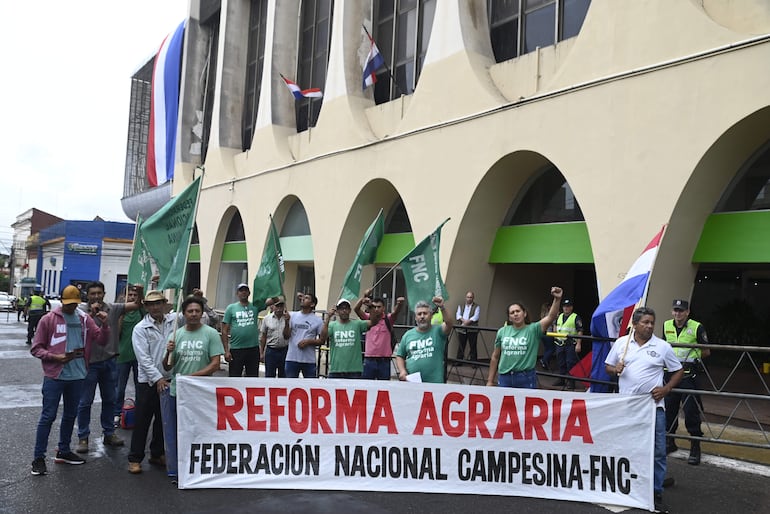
[311,319,770,458]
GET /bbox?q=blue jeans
[497,369,538,389]
[159,387,178,477]
[77,357,118,439]
[285,360,317,378]
[35,377,84,459]
[654,407,667,494]
[264,346,288,377]
[363,357,392,380]
[114,360,138,418]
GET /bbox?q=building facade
[151,1,770,353]
[10,208,63,297]
[37,220,135,302]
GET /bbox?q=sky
[0,0,189,254]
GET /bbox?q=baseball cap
[672,299,689,310]
[562,299,572,306]
[336,298,351,308]
[237,283,250,291]
[61,285,81,305]
[143,290,166,303]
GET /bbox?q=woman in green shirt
[486,287,562,389]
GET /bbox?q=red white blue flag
[147,21,185,187]
[588,225,666,391]
[281,75,323,99]
[362,33,385,89]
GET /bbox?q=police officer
[663,299,710,465]
[26,290,50,345]
[552,299,583,390]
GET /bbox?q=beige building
[156,1,770,352]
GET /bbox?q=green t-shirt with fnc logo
[494,322,543,374]
[223,302,260,349]
[396,324,448,383]
[170,324,224,396]
[327,319,368,373]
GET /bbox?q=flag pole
[269,213,285,296]
[168,166,205,367]
[362,24,403,97]
[618,224,668,372]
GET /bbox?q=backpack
[120,398,136,429]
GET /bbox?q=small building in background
[37,218,135,302]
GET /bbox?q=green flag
[141,176,202,291]
[252,216,285,311]
[127,216,154,289]
[340,209,385,301]
[398,219,450,308]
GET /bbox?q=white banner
[176,378,654,510]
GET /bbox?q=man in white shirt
[455,291,480,363]
[605,307,683,514]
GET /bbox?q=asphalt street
[0,313,767,514]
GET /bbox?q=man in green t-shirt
[395,297,454,384]
[221,283,260,377]
[321,299,370,378]
[114,285,145,425]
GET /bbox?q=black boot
[688,440,701,465]
[654,493,670,513]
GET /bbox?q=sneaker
[149,455,166,467]
[31,457,47,476]
[54,451,85,465]
[103,433,124,447]
[128,462,142,474]
[76,438,89,454]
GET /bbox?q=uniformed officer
[26,290,51,345]
[663,299,710,465]
[553,299,583,390]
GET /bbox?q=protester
[127,290,176,474]
[486,287,563,389]
[114,285,144,427]
[30,285,109,475]
[663,299,711,465]
[162,295,224,480]
[76,281,142,453]
[455,291,481,363]
[553,298,583,390]
[260,296,290,377]
[605,307,683,514]
[354,290,405,380]
[321,299,370,378]
[283,292,324,378]
[221,283,260,377]
[395,297,453,383]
